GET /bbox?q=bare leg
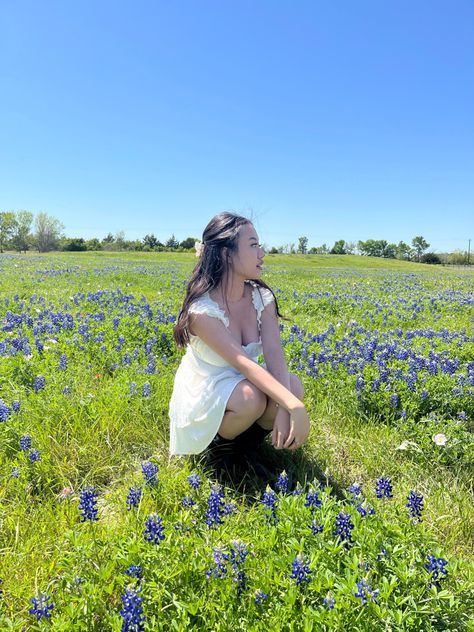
[218,380,267,440]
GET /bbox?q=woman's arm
[189,311,310,447]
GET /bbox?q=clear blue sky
[1,1,473,252]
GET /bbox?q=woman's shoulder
[247,281,274,309]
[188,292,229,326]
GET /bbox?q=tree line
[0,210,469,265]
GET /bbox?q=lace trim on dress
[188,296,230,327]
[250,283,274,332]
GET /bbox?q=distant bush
[420,252,442,265]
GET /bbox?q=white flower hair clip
[194,240,204,258]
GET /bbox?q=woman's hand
[271,407,291,449]
[283,404,310,451]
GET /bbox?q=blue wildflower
[29,593,54,620]
[34,376,45,392]
[0,400,11,422]
[126,486,143,510]
[187,473,201,490]
[59,353,68,370]
[120,587,145,632]
[290,555,312,586]
[125,565,143,580]
[206,546,229,579]
[12,400,21,413]
[28,449,41,463]
[348,483,363,499]
[304,489,322,512]
[144,514,165,544]
[142,383,151,397]
[309,520,324,535]
[62,386,71,395]
[375,476,393,499]
[356,502,375,517]
[323,592,336,609]
[406,490,424,522]
[79,487,99,521]
[354,579,379,605]
[129,382,137,396]
[181,495,196,508]
[424,555,448,588]
[262,486,278,523]
[20,435,31,451]
[141,462,158,487]
[229,540,249,597]
[11,467,20,478]
[333,512,354,547]
[255,589,269,604]
[205,484,225,527]
[275,470,289,494]
[223,501,237,515]
[390,393,399,408]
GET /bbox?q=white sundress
[169,282,275,455]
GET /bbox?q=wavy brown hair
[173,212,283,348]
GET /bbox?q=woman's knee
[229,381,267,420]
[290,373,304,400]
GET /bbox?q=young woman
[169,212,310,474]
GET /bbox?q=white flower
[432,433,448,446]
[397,440,422,452]
[194,240,204,258]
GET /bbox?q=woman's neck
[219,275,247,303]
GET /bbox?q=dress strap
[188,294,230,327]
[250,283,275,332]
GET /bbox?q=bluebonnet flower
[292,482,303,496]
[12,400,21,413]
[223,501,237,515]
[375,476,393,499]
[304,489,322,512]
[0,578,3,597]
[188,473,201,490]
[356,502,375,517]
[420,389,428,400]
[142,383,151,397]
[120,587,145,632]
[35,338,44,353]
[457,411,466,421]
[129,382,137,396]
[348,483,363,499]
[324,592,336,609]
[355,375,364,395]
[206,546,229,580]
[354,579,379,605]
[20,435,31,451]
[144,514,165,544]
[59,353,68,370]
[424,555,448,588]
[290,555,312,586]
[0,400,11,422]
[29,593,54,620]
[406,490,424,522]
[309,520,324,535]
[181,495,196,508]
[126,486,143,510]
[79,487,99,521]
[125,565,143,580]
[205,484,225,527]
[230,541,249,598]
[11,467,20,478]
[275,471,289,494]
[255,589,269,604]
[34,376,45,392]
[333,512,354,547]
[390,393,399,408]
[62,386,71,395]
[141,462,158,487]
[262,486,278,523]
[28,449,41,463]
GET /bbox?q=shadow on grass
[192,440,348,503]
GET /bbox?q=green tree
[297,236,308,254]
[143,234,162,249]
[34,212,64,252]
[330,239,346,254]
[179,237,198,250]
[165,234,179,249]
[0,211,16,252]
[411,236,430,262]
[396,241,412,260]
[11,210,33,253]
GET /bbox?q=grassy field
[0,252,473,630]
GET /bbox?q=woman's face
[231,223,265,279]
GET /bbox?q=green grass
[0,252,473,630]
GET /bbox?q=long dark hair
[173,212,282,347]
